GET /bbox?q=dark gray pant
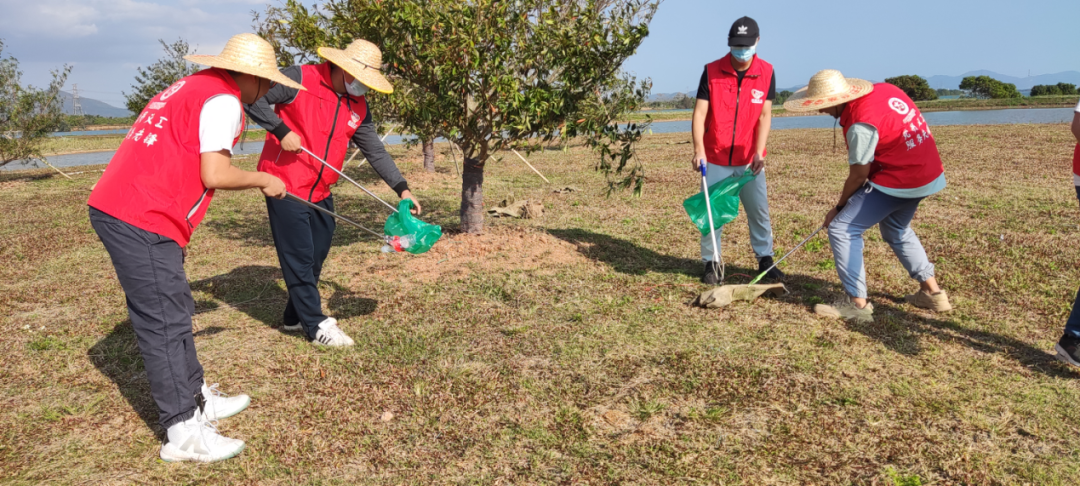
[265,195,336,338]
[89,207,202,428]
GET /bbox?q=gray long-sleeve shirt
[243,65,409,196]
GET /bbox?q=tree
[884,75,938,101]
[123,39,199,115]
[1030,83,1078,97]
[1030,84,1062,96]
[0,39,70,170]
[258,0,658,233]
[775,90,793,106]
[959,75,1021,99]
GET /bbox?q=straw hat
[317,39,394,94]
[783,69,873,112]
[184,33,304,91]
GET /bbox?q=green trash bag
[683,171,757,236]
[383,199,442,254]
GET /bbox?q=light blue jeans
[828,184,935,299]
[700,164,774,261]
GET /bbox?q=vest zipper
[186,189,210,228]
[308,95,344,201]
[728,79,742,166]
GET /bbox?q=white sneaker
[160,414,245,463]
[200,382,250,421]
[313,318,354,347]
[281,323,303,332]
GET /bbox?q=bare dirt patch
[351,225,592,285]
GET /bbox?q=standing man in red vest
[784,70,953,323]
[88,34,302,462]
[691,16,781,285]
[245,39,419,347]
[1053,99,1080,366]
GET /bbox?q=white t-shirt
[199,95,243,154]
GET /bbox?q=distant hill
[923,71,1080,90]
[57,91,132,118]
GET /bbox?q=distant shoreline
[625,96,1079,123]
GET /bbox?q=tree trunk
[460,157,485,233]
[422,139,435,172]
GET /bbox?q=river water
[6,107,1074,171]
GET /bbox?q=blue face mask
[731,44,756,62]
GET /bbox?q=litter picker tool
[693,224,826,309]
[300,146,399,214]
[284,193,383,239]
[747,225,825,285]
[699,161,722,283]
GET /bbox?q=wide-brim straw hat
[184,33,305,91]
[783,69,873,112]
[317,39,394,94]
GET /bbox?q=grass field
[2,124,1079,484]
[625,96,1080,122]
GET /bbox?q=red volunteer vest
[88,68,244,247]
[703,54,773,166]
[258,63,368,203]
[840,83,944,190]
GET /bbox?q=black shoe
[757,256,785,282]
[1056,335,1080,367]
[702,261,721,285]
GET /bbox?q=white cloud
[0,1,100,38]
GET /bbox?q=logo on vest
[348,112,362,129]
[159,81,187,101]
[751,89,765,104]
[737,25,748,34]
[887,97,910,116]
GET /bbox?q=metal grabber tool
[284,192,383,239]
[700,160,722,283]
[747,225,825,285]
[300,146,400,214]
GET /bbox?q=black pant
[266,195,336,338]
[89,207,203,428]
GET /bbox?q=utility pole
[72,84,83,116]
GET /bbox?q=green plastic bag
[384,199,442,254]
[683,171,757,236]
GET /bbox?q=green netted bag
[683,171,757,236]
[384,199,442,254]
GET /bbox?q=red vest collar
[717,53,765,78]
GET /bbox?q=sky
[2,0,1078,108]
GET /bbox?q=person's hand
[751,153,765,175]
[824,207,839,228]
[281,131,302,154]
[691,154,706,172]
[261,174,287,199]
[401,190,421,215]
[182,247,188,262]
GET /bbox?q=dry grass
[1,124,1079,485]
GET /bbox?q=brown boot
[905,289,953,312]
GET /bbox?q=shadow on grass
[549,227,1077,379]
[87,321,162,440]
[547,228,701,277]
[188,265,377,332]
